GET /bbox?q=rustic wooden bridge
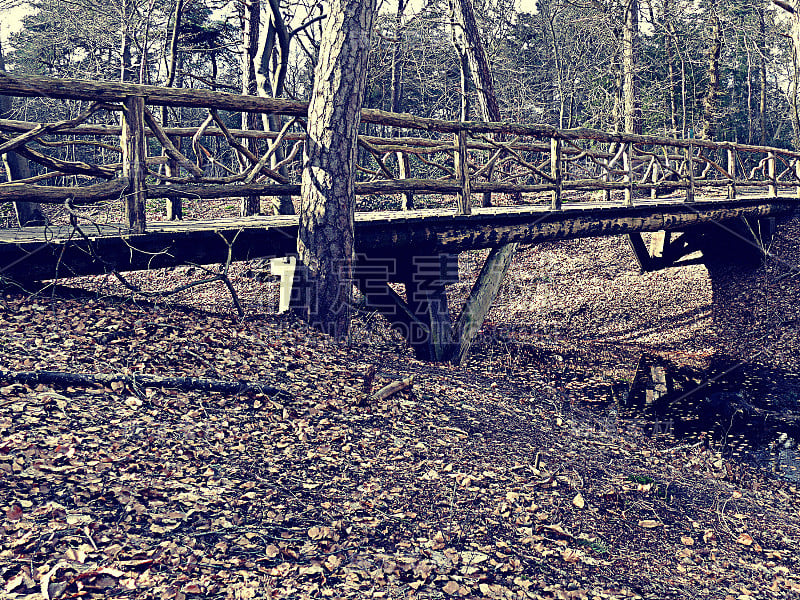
[0,76,797,363]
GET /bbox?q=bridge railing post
[727,148,736,199]
[121,95,148,233]
[454,128,471,215]
[768,151,777,197]
[795,159,800,198]
[650,156,659,200]
[550,136,562,210]
[165,134,182,220]
[623,141,634,207]
[684,142,695,203]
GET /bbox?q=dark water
[620,355,800,482]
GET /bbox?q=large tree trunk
[0,40,42,226]
[297,0,376,339]
[698,0,721,140]
[240,0,261,216]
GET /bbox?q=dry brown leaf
[681,536,695,546]
[736,533,754,546]
[443,580,460,595]
[561,548,581,563]
[638,520,661,528]
[572,493,585,509]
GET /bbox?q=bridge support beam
[357,254,458,362]
[627,217,777,273]
[627,231,704,272]
[449,243,518,366]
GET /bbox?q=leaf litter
[2,215,800,599]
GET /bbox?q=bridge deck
[1,194,797,282]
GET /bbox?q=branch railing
[0,74,799,234]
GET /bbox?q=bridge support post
[121,95,147,233]
[356,254,457,362]
[449,243,518,365]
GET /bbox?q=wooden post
[650,158,659,200]
[454,130,471,215]
[550,136,562,210]
[397,151,414,210]
[626,232,652,271]
[796,159,800,198]
[727,148,736,200]
[121,95,147,233]
[603,142,612,203]
[165,134,182,220]
[403,255,456,362]
[623,141,634,207]
[449,242,518,365]
[768,150,777,197]
[684,143,695,203]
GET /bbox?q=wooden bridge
[0,75,797,363]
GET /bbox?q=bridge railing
[0,74,799,233]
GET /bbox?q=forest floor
[2,199,800,599]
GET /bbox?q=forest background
[0,0,796,152]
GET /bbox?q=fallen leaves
[2,275,800,600]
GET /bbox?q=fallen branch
[0,369,284,397]
[370,375,414,402]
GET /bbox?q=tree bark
[297,0,376,339]
[698,0,721,140]
[622,0,639,134]
[449,0,503,208]
[773,1,800,147]
[255,0,295,215]
[0,40,43,226]
[759,5,768,146]
[240,0,262,216]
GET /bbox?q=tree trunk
[663,0,678,135]
[256,0,295,215]
[390,0,414,210]
[297,0,376,339]
[449,0,502,207]
[240,0,261,216]
[759,5,768,146]
[622,0,639,134]
[698,0,721,140]
[0,40,42,226]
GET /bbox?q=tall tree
[698,0,722,140]
[622,0,639,133]
[297,0,377,338]
[773,0,800,147]
[449,0,502,208]
[239,0,261,216]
